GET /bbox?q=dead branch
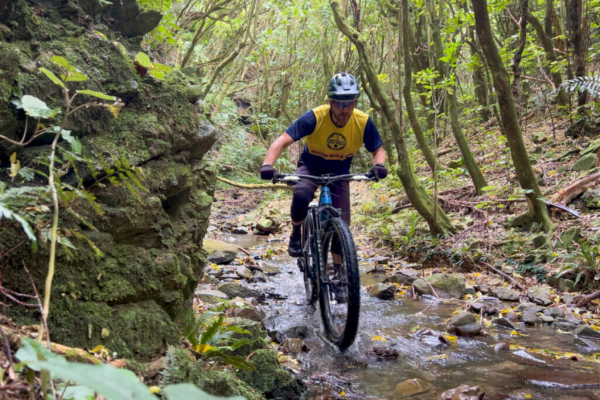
[480,262,524,290]
[575,291,600,307]
[216,176,293,191]
[551,170,600,205]
[237,246,251,256]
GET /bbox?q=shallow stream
[223,234,600,399]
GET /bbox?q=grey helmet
[327,72,360,101]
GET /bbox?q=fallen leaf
[149,386,161,394]
[371,335,387,342]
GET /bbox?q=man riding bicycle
[260,72,387,257]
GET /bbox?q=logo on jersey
[326,132,347,150]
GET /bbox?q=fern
[0,203,37,246]
[200,314,224,345]
[554,75,600,98]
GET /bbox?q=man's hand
[370,163,388,180]
[260,164,276,180]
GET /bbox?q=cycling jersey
[286,105,382,174]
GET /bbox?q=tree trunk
[472,0,554,232]
[568,0,586,109]
[363,80,395,165]
[526,11,568,106]
[511,0,528,102]
[428,0,488,194]
[330,0,455,236]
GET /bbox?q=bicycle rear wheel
[301,214,318,305]
[318,217,360,351]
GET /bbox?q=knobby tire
[301,214,318,305]
[319,217,360,351]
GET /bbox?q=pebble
[494,342,510,353]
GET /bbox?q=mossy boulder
[572,153,597,171]
[0,2,216,361]
[236,349,305,398]
[204,239,238,265]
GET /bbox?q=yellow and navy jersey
[286,104,383,174]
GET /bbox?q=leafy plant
[15,337,244,400]
[554,75,600,99]
[557,240,600,288]
[517,262,548,283]
[134,52,172,80]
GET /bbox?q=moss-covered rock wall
[0,0,216,361]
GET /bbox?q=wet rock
[365,346,400,360]
[494,342,510,353]
[553,318,577,331]
[531,131,547,143]
[413,274,466,299]
[282,338,303,354]
[495,318,517,330]
[573,324,600,339]
[231,226,249,234]
[543,308,565,318]
[236,266,253,280]
[540,315,554,323]
[470,302,485,313]
[521,369,600,389]
[446,313,482,336]
[505,311,520,322]
[582,189,600,209]
[562,293,575,304]
[195,289,228,304]
[501,265,514,274]
[219,273,239,280]
[522,310,540,325]
[251,271,268,283]
[523,306,544,314]
[234,307,266,322]
[493,288,519,301]
[255,218,280,234]
[440,385,485,400]
[473,284,490,294]
[517,302,536,310]
[395,378,434,398]
[246,263,264,272]
[368,283,396,300]
[204,239,239,264]
[218,283,264,301]
[464,286,475,295]
[565,314,583,325]
[573,337,600,350]
[383,270,418,285]
[263,266,281,276]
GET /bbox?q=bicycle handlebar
[273,172,376,186]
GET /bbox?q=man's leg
[329,181,351,302]
[288,164,317,257]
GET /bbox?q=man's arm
[371,146,386,166]
[263,133,295,166]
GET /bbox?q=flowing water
[223,234,600,399]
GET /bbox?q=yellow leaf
[556,329,571,334]
[193,344,212,353]
[548,170,557,176]
[341,391,346,397]
[474,273,481,277]
[381,194,386,204]
[463,294,473,300]
[211,264,220,270]
[444,335,457,342]
[9,152,20,179]
[501,309,510,314]
[104,102,124,118]
[511,330,526,336]
[90,345,109,358]
[371,335,387,342]
[101,328,110,338]
[148,386,161,394]
[525,394,532,398]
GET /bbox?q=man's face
[328,99,356,126]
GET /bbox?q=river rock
[470,302,485,313]
[543,308,565,318]
[195,289,228,304]
[440,385,485,400]
[495,317,517,330]
[523,306,544,314]
[236,266,253,280]
[573,324,600,339]
[521,369,600,389]
[573,337,600,350]
[282,338,303,354]
[413,274,466,299]
[204,239,239,264]
[231,226,249,234]
[553,317,577,331]
[464,285,475,295]
[263,266,281,276]
[395,378,434,398]
[251,271,268,283]
[255,218,279,234]
[494,342,510,353]
[562,293,575,304]
[528,286,552,306]
[446,313,482,336]
[540,315,555,323]
[218,283,264,301]
[368,283,396,300]
[522,310,540,325]
[488,278,503,286]
[493,288,519,301]
[383,270,418,285]
[234,307,266,322]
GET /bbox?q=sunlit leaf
[77,90,116,101]
[18,95,59,118]
[9,152,20,179]
[39,67,65,89]
[371,335,387,342]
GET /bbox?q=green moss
[516,263,548,283]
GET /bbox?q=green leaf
[38,68,65,89]
[163,383,245,400]
[19,95,59,119]
[135,52,153,69]
[200,314,224,345]
[76,90,116,101]
[56,128,82,155]
[16,338,157,400]
[0,204,37,243]
[148,69,166,80]
[62,71,89,82]
[50,56,72,70]
[481,186,497,192]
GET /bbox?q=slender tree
[330,0,455,236]
[472,0,554,232]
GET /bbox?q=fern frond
[200,314,224,345]
[0,203,37,244]
[554,75,600,98]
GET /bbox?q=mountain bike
[274,172,375,351]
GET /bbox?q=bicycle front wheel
[318,217,360,351]
[301,214,318,305]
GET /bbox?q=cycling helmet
[327,72,360,101]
